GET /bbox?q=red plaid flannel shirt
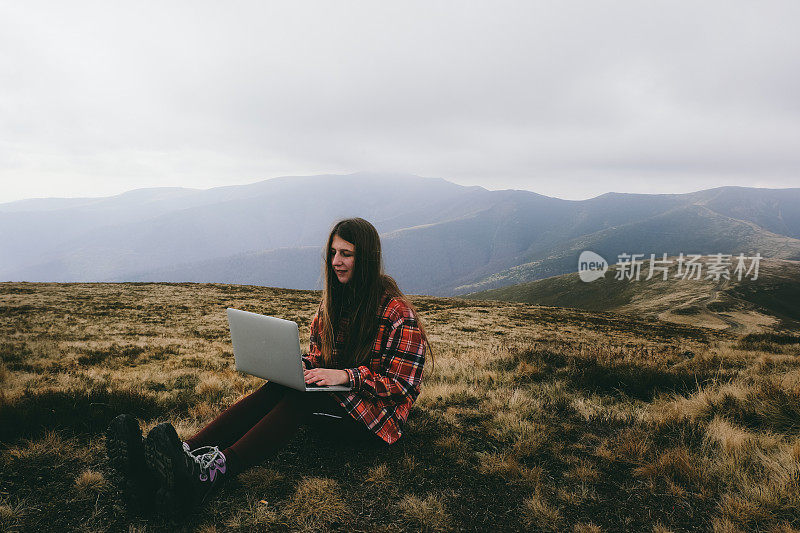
[301,293,427,444]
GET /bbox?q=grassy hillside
[466,258,800,333]
[2,283,800,531]
[454,205,800,296]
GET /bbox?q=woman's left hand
[303,368,350,386]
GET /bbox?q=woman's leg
[306,394,389,448]
[185,381,291,451]
[220,390,355,472]
[145,383,304,512]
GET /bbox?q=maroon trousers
[185,381,382,473]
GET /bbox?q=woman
[106,217,431,513]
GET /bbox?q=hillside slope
[466,258,800,332]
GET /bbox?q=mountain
[465,257,800,332]
[2,174,799,296]
[452,200,800,295]
[0,173,478,283]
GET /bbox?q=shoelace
[185,444,225,471]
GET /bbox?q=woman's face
[330,234,356,284]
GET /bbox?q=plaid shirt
[301,293,427,444]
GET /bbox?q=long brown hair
[317,218,432,370]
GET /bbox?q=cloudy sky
[1,1,799,203]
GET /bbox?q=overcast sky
[1,1,799,203]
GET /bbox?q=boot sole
[106,414,142,477]
[144,423,190,514]
[105,414,155,514]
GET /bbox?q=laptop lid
[226,308,352,392]
[226,308,306,390]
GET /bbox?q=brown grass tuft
[237,466,283,493]
[434,434,472,465]
[0,502,14,521]
[402,452,421,472]
[8,431,80,463]
[74,469,108,494]
[566,458,600,483]
[366,462,391,486]
[398,493,452,532]
[189,401,220,421]
[225,498,280,529]
[791,440,800,463]
[705,416,757,455]
[634,447,706,488]
[719,493,771,528]
[0,499,24,530]
[522,489,563,531]
[612,427,651,464]
[573,522,603,533]
[478,451,542,483]
[768,523,800,533]
[652,523,675,533]
[196,373,227,398]
[283,477,350,530]
[712,516,745,533]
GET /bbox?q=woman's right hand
[303,368,350,386]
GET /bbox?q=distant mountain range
[2,172,799,296]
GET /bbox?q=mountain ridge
[2,174,799,297]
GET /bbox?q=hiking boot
[144,423,228,513]
[105,414,158,515]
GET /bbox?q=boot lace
[187,445,225,470]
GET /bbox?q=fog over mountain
[2,173,799,296]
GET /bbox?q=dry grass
[1,282,799,531]
[0,502,13,521]
[574,523,603,533]
[223,497,280,530]
[522,489,563,531]
[283,477,350,530]
[653,524,676,533]
[237,466,284,493]
[365,462,391,486]
[477,451,542,483]
[75,469,108,494]
[566,458,600,483]
[398,493,452,532]
[7,430,83,464]
[0,499,25,532]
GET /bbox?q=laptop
[226,308,352,392]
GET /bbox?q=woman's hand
[303,368,350,386]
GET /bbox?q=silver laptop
[226,308,352,392]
